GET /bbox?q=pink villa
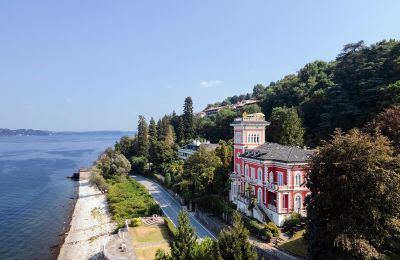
[229,113,314,226]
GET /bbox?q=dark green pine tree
[148,117,158,165]
[136,115,149,158]
[182,97,194,141]
[176,116,185,144]
[217,212,257,260]
[171,210,197,260]
[149,117,158,141]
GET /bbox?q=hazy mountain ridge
[0,128,132,136]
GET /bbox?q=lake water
[0,133,126,260]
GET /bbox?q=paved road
[131,175,217,239]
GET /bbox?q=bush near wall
[130,217,142,227]
[242,215,280,242]
[282,213,305,231]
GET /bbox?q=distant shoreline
[0,128,133,136]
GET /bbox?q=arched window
[258,188,262,203]
[237,152,240,159]
[258,168,262,181]
[256,134,259,143]
[245,165,249,177]
[269,172,274,183]
[295,172,301,186]
[295,195,302,210]
[247,134,251,143]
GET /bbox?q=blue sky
[1,1,399,131]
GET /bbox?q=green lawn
[279,230,307,258]
[129,225,171,260]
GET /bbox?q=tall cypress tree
[176,116,185,144]
[136,115,149,158]
[148,117,158,164]
[171,210,197,260]
[182,97,194,141]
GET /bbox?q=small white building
[178,140,219,160]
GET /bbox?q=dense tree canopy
[257,40,400,147]
[266,106,305,146]
[364,105,400,154]
[176,147,222,202]
[95,148,131,179]
[306,129,400,259]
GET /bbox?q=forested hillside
[203,40,400,147]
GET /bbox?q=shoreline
[58,180,115,260]
[53,181,79,259]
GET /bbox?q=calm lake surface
[0,133,126,260]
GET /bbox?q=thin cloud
[65,98,73,104]
[200,80,223,88]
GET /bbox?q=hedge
[164,216,177,238]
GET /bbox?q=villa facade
[229,113,314,226]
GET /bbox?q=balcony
[244,177,258,185]
[264,182,290,191]
[229,172,241,180]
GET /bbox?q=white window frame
[294,194,302,210]
[278,172,284,186]
[295,172,301,186]
[257,168,262,182]
[251,167,255,179]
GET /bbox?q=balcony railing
[264,182,291,191]
[230,172,241,179]
[244,177,258,185]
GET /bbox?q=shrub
[283,213,305,230]
[265,222,280,237]
[242,217,277,242]
[89,168,109,192]
[164,216,177,237]
[107,178,161,225]
[130,217,142,227]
